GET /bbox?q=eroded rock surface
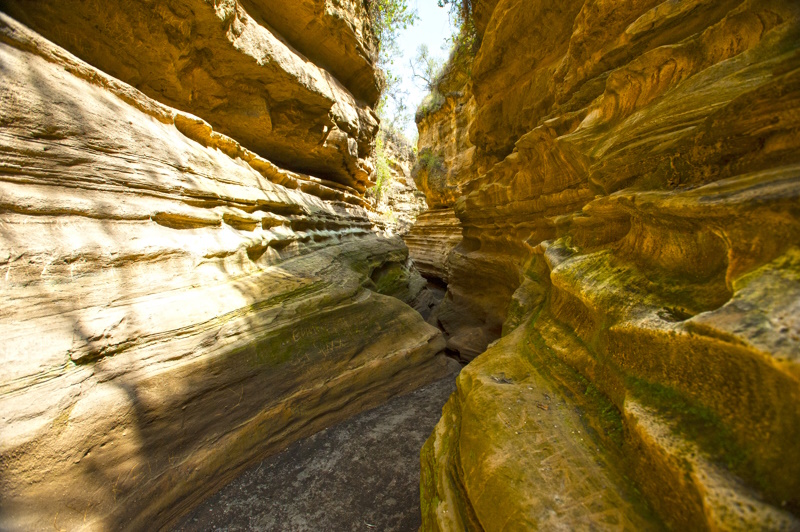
[0,0,378,190]
[0,9,448,531]
[416,0,800,529]
[368,134,427,236]
[403,209,461,282]
[402,54,474,311]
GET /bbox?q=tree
[410,44,445,92]
[366,0,417,135]
[437,0,473,27]
[366,0,417,71]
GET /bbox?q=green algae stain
[627,378,763,491]
[521,321,626,450]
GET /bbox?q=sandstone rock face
[0,0,378,190]
[0,11,449,531]
[403,56,474,300]
[239,0,382,105]
[368,135,427,236]
[414,61,477,210]
[403,209,461,282]
[418,0,800,529]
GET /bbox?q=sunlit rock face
[0,0,379,191]
[369,136,427,236]
[0,8,451,531]
[414,85,477,210]
[404,51,476,314]
[417,0,800,529]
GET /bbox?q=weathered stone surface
[240,0,382,105]
[403,209,461,282]
[369,135,427,236]
[421,327,664,531]
[414,64,477,210]
[417,0,800,529]
[404,59,473,291]
[0,0,378,190]
[177,362,461,532]
[0,13,448,531]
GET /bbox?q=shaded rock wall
[0,6,450,531]
[417,0,800,529]
[239,0,382,104]
[403,209,461,282]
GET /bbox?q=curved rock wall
[0,7,451,531]
[418,0,800,529]
[403,209,461,282]
[415,86,476,210]
[0,0,378,190]
[403,50,475,297]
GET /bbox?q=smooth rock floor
[175,368,459,531]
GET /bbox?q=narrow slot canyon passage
[175,270,460,530]
[1,0,799,531]
[176,368,459,531]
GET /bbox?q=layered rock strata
[418,0,800,529]
[0,9,449,531]
[403,49,476,320]
[368,134,427,236]
[415,82,476,210]
[403,209,461,282]
[0,0,378,190]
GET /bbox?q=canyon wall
[0,3,452,530]
[418,0,800,529]
[369,133,427,236]
[404,46,477,346]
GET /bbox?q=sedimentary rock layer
[414,85,476,210]
[0,13,448,530]
[369,135,427,236]
[0,0,378,190]
[402,209,461,282]
[239,0,382,105]
[418,0,800,529]
[403,56,473,289]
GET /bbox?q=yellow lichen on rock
[417,0,800,529]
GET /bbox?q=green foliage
[371,136,392,202]
[411,44,446,92]
[378,109,414,156]
[437,0,479,62]
[366,0,418,140]
[437,0,473,27]
[417,148,445,174]
[413,0,478,122]
[415,90,446,122]
[413,147,447,189]
[377,69,412,133]
[366,0,417,65]
[439,20,479,85]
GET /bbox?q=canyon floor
[175,363,460,532]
